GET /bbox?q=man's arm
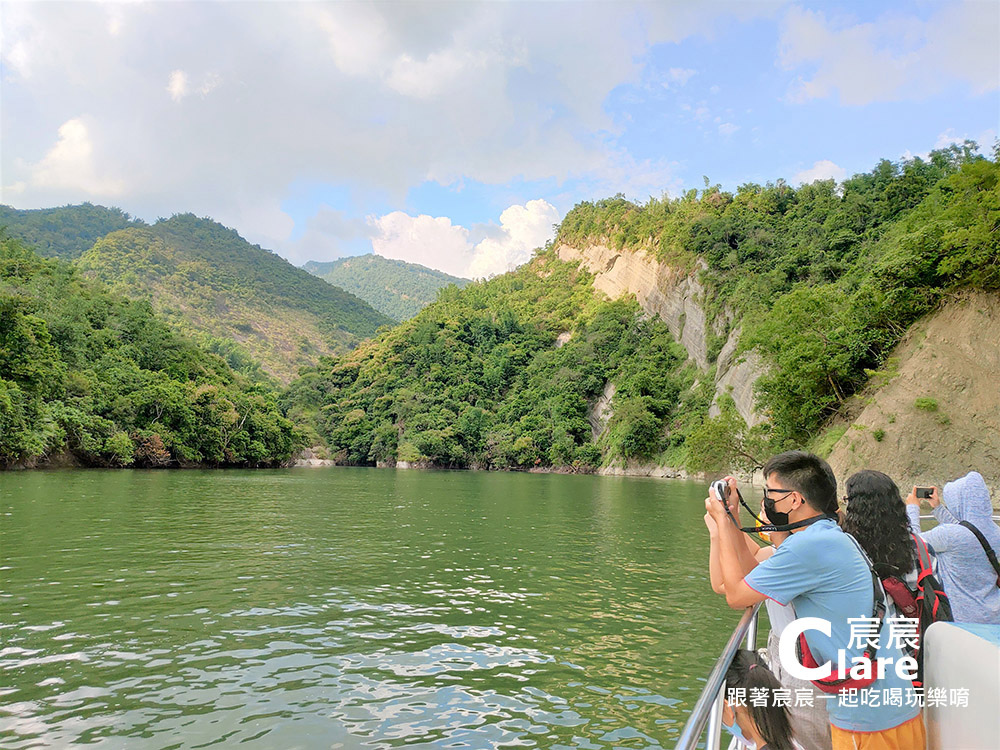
[706,512,772,594]
[717,516,768,609]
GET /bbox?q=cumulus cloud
[718,122,739,136]
[370,199,559,279]
[28,118,125,197]
[371,212,473,277]
[466,199,561,278]
[793,159,846,185]
[779,2,999,106]
[0,2,773,253]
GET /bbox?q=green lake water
[0,468,750,749]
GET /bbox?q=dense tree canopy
[74,214,394,381]
[0,203,141,259]
[285,252,711,470]
[0,237,301,468]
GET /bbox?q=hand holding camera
[708,476,739,518]
[907,485,941,507]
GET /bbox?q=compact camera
[916,487,934,499]
[711,479,729,502]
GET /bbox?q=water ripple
[1,468,743,748]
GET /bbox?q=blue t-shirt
[744,519,920,732]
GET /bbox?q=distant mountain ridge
[75,214,393,382]
[1,205,393,382]
[304,253,470,320]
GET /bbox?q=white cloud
[466,199,560,279]
[304,3,389,77]
[718,122,739,136]
[167,69,221,102]
[28,118,125,197]
[387,48,498,99]
[793,159,846,185]
[779,2,1000,106]
[369,199,559,279]
[167,70,187,101]
[370,212,473,277]
[0,2,768,253]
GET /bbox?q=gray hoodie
[907,471,1000,624]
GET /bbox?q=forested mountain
[75,214,394,382]
[285,144,1000,473]
[304,254,470,320]
[285,252,710,469]
[0,203,142,259]
[0,237,301,468]
[557,143,999,469]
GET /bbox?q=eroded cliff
[557,241,999,496]
[556,242,764,426]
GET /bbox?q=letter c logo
[779,617,833,682]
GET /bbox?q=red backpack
[880,533,952,684]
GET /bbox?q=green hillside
[0,203,142,259]
[285,144,999,472]
[75,214,394,382]
[285,251,709,469]
[304,253,470,320]
[558,143,999,469]
[0,236,300,468]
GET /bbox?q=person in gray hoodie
[905,471,1000,624]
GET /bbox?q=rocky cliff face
[555,242,764,425]
[556,242,999,498]
[827,292,1000,499]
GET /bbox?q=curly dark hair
[841,470,915,579]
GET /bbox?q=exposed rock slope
[555,242,764,425]
[827,292,1000,498]
[556,241,999,496]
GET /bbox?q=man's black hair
[762,450,838,515]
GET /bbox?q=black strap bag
[959,520,1000,588]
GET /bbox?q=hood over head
[942,471,994,521]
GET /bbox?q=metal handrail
[674,602,761,750]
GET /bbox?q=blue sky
[2,1,997,277]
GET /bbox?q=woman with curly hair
[841,470,919,581]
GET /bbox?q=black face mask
[763,495,789,527]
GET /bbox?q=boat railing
[673,602,761,750]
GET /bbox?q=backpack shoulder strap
[910,533,933,573]
[959,521,1000,580]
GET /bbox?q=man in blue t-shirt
[706,451,924,750]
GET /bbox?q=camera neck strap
[723,488,836,534]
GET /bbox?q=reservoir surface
[1,467,747,748]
